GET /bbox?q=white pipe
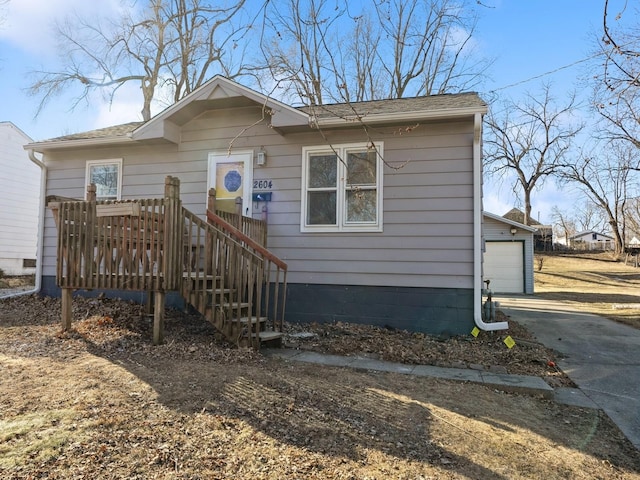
[1,149,46,299]
[473,112,508,331]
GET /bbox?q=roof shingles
[41,121,144,143]
[36,92,485,144]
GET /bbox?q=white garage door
[484,242,524,293]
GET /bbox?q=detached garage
[482,212,536,294]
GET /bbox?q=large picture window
[301,143,383,232]
[86,159,122,200]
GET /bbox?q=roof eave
[313,105,488,127]
[483,211,538,232]
[26,135,135,152]
[132,75,309,139]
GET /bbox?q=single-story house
[482,212,536,294]
[569,231,614,251]
[502,208,553,251]
[0,122,40,276]
[24,75,507,337]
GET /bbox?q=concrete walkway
[497,295,640,450]
[264,347,560,399]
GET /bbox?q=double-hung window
[301,142,383,232]
[85,159,122,200]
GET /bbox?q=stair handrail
[206,208,288,337]
[205,210,287,271]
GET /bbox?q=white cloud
[0,0,122,55]
[90,79,170,129]
[90,83,144,129]
[483,191,514,217]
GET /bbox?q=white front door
[208,151,253,215]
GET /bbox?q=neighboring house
[569,231,615,251]
[0,122,39,276]
[502,208,553,251]
[482,212,536,294]
[25,75,507,336]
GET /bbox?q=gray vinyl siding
[482,215,534,294]
[41,106,477,291]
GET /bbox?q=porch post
[86,183,96,202]
[207,188,216,215]
[153,290,165,345]
[61,288,72,330]
[235,196,242,228]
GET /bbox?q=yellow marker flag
[471,327,480,338]
[503,336,516,349]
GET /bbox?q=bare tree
[558,142,640,255]
[550,206,576,247]
[575,201,608,232]
[622,196,640,239]
[594,0,640,149]
[258,0,490,104]
[28,0,247,121]
[551,202,607,248]
[484,85,584,226]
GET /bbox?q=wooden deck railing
[205,208,288,336]
[182,209,267,348]
[53,198,170,290]
[49,176,286,348]
[215,210,268,247]
[208,188,268,247]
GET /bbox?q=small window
[86,159,122,200]
[23,259,36,268]
[301,142,383,232]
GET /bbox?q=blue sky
[0,0,611,222]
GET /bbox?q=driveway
[497,295,640,449]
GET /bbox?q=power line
[489,52,603,94]
[489,37,640,94]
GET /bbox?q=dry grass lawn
[535,252,640,329]
[1,294,639,478]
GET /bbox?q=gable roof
[570,230,615,240]
[26,76,488,151]
[501,208,553,235]
[0,121,33,143]
[501,208,546,226]
[483,211,537,232]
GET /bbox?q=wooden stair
[47,177,285,349]
[181,264,283,350]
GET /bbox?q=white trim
[133,75,308,140]
[207,150,254,216]
[474,113,508,331]
[301,142,383,233]
[483,211,538,232]
[85,158,123,200]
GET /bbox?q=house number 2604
[253,180,273,189]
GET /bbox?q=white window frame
[85,159,123,200]
[301,142,383,233]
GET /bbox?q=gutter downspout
[473,112,508,331]
[1,149,47,299]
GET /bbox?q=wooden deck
[48,176,287,349]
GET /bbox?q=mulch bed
[0,294,572,387]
